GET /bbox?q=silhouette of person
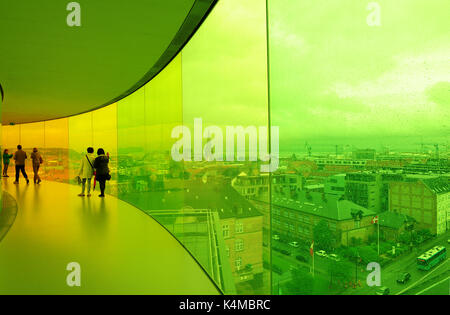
[13,145,29,184]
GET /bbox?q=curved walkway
[0,179,220,294]
[0,191,18,242]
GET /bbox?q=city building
[353,149,376,160]
[125,178,265,292]
[378,211,415,241]
[324,174,346,197]
[266,191,376,246]
[345,173,383,212]
[389,176,450,235]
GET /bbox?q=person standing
[93,148,110,198]
[2,149,13,177]
[30,147,43,184]
[78,147,96,197]
[13,145,29,184]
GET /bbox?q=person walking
[30,147,43,184]
[93,148,110,198]
[78,147,96,197]
[13,145,29,184]
[3,149,13,177]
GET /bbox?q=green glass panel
[181,0,270,294]
[117,87,146,197]
[268,0,450,295]
[92,103,118,196]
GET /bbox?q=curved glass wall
[1,0,270,295]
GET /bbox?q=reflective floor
[0,179,220,294]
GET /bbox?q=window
[329,222,337,231]
[235,239,244,252]
[235,221,244,233]
[225,246,230,257]
[223,224,230,238]
[235,257,242,270]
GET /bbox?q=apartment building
[389,176,450,235]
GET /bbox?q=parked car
[272,265,283,275]
[396,272,411,284]
[375,286,390,295]
[328,254,341,262]
[315,250,327,257]
[289,241,300,248]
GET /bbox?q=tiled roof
[378,211,414,229]
[271,191,375,221]
[422,177,450,195]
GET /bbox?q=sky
[269,0,450,153]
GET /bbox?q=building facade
[389,177,450,235]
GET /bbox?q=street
[270,232,450,295]
[344,231,450,295]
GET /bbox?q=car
[328,254,341,262]
[375,286,390,295]
[315,250,327,257]
[396,272,411,284]
[289,241,300,248]
[272,234,280,241]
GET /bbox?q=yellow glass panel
[20,122,45,150]
[2,125,21,151]
[43,118,69,183]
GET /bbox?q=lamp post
[350,209,363,288]
[404,218,415,252]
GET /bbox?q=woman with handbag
[78,147,96,196]
[30,147,43,184]
[93,148,110,198]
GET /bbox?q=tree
[284,269,314,295]
[329,260,353,286]
[313,220,334,252]
[358,246,378,264]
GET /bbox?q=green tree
[329,260,353,285]
[358,246,378,264]
[313,220,334,252]
[284,269,314,295]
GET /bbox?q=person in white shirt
[78,147,96,197]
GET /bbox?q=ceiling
[0,0,215,124]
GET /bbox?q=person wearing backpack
[30,147,43,184]
[78,147,96,197]
[93,148,110,198]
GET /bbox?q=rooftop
[270,191,375,221]
[122,179,263,220]
[422,177,450,195]
[378,211,414,229]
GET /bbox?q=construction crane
[305,141,312,157]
